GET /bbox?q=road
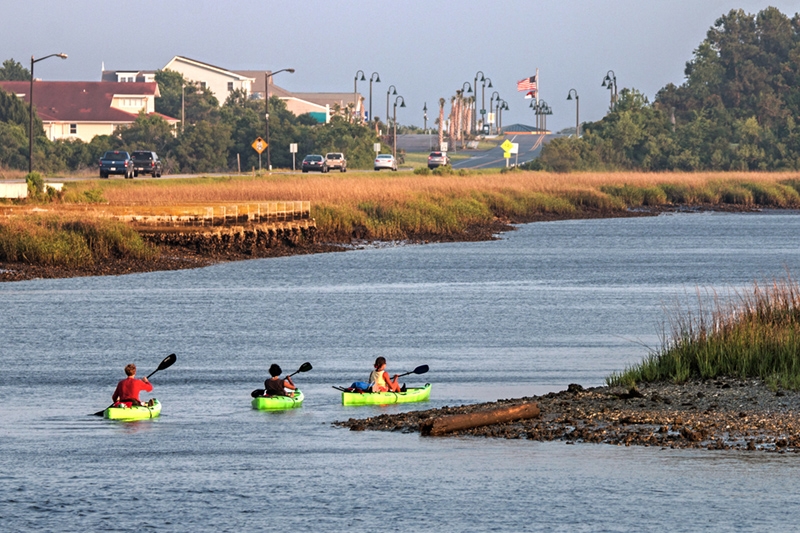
[395,133,560,170]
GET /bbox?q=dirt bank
[334,378,800,453]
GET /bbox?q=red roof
[0,81,176,123]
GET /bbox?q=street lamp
[386,84,397,128]
[423,102,430,150]
[392,95,406,160]
[489,91,500,135]
[498,100,509,132]
[602,70,617,111]
[265,68,295,171]
[472,71,485,134]
[567,89,580,137]
[354,70,366,122]
[29,52,67,173]
[368,72,380,123]
[481,77,493,134]
[536,100,552,133]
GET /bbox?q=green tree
[118,112,175,154]
[0,59,30,81]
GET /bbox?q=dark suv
[131,151,163,177]
[99,151,134,179]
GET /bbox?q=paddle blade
[412,365,429,375]
[147,353,177,378]
[298,362,313,373]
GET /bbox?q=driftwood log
[420,403,540,436]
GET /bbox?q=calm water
[2,212,800,532]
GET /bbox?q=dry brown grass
[55,170,800,207]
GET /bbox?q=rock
[567,383,585,394]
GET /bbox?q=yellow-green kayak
[104,399,161,420]
[251,390,304,410]
[342,384,431,406]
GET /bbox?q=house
[0,81,179,143]
[103,56,364,124]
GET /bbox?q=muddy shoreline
[334,379,800,452]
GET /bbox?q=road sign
[374,143,381,153]
[441,141,448,151]
[252,137,267,154]
[503,151,511,159]
[289,143,298,153]
[509,143,519,154]
[500,139,514,152]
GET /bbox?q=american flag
[517,76,537,92]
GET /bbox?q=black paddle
[92,353,177,416]
[396,364,429,378]
[251,362,312,397]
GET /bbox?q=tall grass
[0,216,155,267]
[608,277,800,390]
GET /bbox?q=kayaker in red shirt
[112,364,153,407]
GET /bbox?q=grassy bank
[4,170,800,265]
[608,277,800,390]
[0,216,155,267]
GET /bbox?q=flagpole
[536,68,539,106]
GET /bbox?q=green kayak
[342,384,431,406]
[104,399,162,420]
[251,390,304,410]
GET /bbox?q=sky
[3,0,799,131]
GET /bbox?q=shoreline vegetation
[2,170,799,281]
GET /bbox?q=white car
[374,154,398,171]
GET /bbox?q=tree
[118,112,175,154]
[0,59,30,81]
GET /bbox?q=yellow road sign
[500,139,514,152]
[252,137,268,154]
[503,151,511,159]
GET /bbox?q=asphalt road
[451,134,559,170]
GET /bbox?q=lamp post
[368,72,380,123]
[386,84,397,128]
[29,52,67,173]
[265,68,295,171]
[498,100,508,132]
[354,70,366,122]
[489,91,500,135]
[472,71,485,134]
[537,101,552,133]
[392,95,405,160]
[566,89,580,137]
[481,77,492,134]
[602,70,617,111]
[423,102,430,150]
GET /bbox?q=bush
[413,167,431,175]
[25,172,45,198]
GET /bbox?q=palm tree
[437,98,445,150]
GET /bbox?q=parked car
[427,151,450,169]
[301,154,329,173]
[374,154,398,171]
[99,150,134,179]
[325,152,347,172]
[131,150,163,177]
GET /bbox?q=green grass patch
[608,277,800,390]
[0,216,155,267]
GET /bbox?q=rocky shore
[335,378,800,453]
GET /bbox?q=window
[227,82,234,91]
[69,124,77,134]
[119,98,144,108]
[200,82,207,90]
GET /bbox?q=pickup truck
[325,152,347,172]
[131,151,163,177]
[99,151,134,179]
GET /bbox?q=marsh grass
[0,216,155,267]
[608,277,800,390]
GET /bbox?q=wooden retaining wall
[112,201,312,227]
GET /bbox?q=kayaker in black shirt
[264,364,296,397]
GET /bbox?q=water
[2,211,800,531]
